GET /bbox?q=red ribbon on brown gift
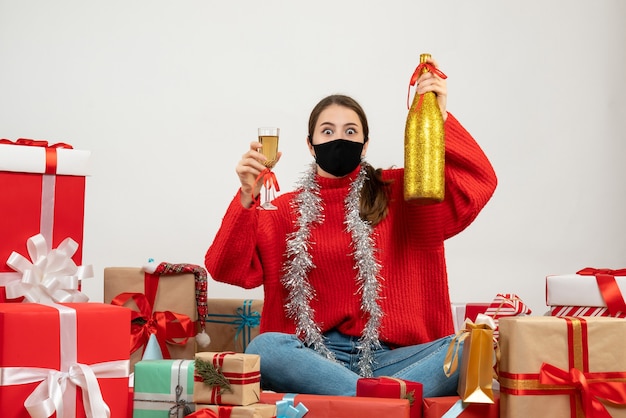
[111,291,194,358]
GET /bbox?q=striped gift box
[483,294,532,338]
[550,305,626,318]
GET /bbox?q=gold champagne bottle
[404,53,445,203]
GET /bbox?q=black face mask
[312,139,365,177]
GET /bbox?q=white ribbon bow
[1,360,129,418]
[4,234,92,303]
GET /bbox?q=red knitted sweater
[205,113,497,347]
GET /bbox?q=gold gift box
[196,403,276,418]
[203,299,263,353]
[193,352,261,406]
[103,267,197,371]
[498,316,626,417]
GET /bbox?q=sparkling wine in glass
[257,127,279,210]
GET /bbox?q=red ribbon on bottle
[577,268,626,316]
[0,137,73,174]
[111,290,195,358]
[406,62,448,110]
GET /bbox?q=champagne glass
[257,127,279,210]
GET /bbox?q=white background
[1,1,625,316]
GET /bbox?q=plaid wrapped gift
[193,352,261,406]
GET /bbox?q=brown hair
[308,94,392,226]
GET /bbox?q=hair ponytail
[360,162,392,226]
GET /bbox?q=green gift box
[133,359,196,418]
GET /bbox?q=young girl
[205,58,497,397]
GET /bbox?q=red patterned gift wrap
[356,376,422,418]
[498,316,626,418]
[0,303,131,417]
[259,392,411,418]
[550,305,626,318]
[0,139,90,302]
[422,394,500,418]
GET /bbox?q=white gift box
[546,273,626,308]
[0,142,91,175]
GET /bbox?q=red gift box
[422,393,500,418]
[0,139,90,302]
[465,303,490,323]
[0,303,130,417]
[356,376,423,418]
[259,392,410,418]
[452,303,490,333]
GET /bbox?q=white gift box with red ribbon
[547,268,626,318]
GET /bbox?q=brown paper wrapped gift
[194,352,261,406]
[196,403,276,418]
[104,266,198,371]
[444,314,497,404]
[498,316,626,417]
[203,299,263,353]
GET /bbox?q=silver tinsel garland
[281,162,384,377]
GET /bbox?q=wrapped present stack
[0,139,134,417]
[104,261,209,372]
[546,267,626,318]
[0,138,90,302]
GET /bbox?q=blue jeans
[245,330,460,397]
